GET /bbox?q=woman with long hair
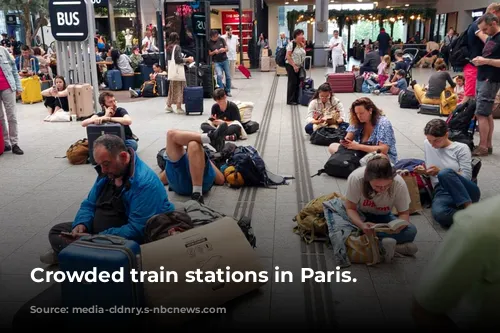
[285,29,306,105]
[304,82,345,134]
[41,75,69,118]
[165,32,194,114]
[328,97,398,164]
[111,49,134,75]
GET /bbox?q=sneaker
[472,146,488,157]
[395,242,418,256]
[100,83,106,89]
[226,92,232,97]
[208,122,228,152]
[176,108,185,114]
[225,134,237,141]
[191,192,204,204]
[129,87,138,98]
[373,90,381,95]
[40,249,58,265]
[4,144,11,152]
[12,144,24,155]
[165,105,174,113]
[381,238,396,263]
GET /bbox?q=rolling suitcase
[74,84,94,120]
[260,56,270,72]
[139,64,154,83]
[58,235,144,327]
[106,69,123,90]
[184,86,204,115]
[200,63,214,98]
[21,75,43,104]
[155,73,169,96]
[238,64,251,78]
[87,123,126,164]
[66,84,78,116]
[326,72,355,93]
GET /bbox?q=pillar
[313,0,329,67]
[108,1,116,42]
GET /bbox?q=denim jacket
[0,46,22,92]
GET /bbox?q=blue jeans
[214,59,231,94]
[363,213,418,244]
[305,123,314,134]
[431,168,481,228]
[125,139,138,151]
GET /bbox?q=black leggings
[201,122,241,138]
[44,96,69,112]
[285,63,300,104]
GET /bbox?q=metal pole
[157,0,165,69]
[87,0,100,113]
[239,1,243,65]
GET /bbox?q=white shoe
[129,87,139,98]
[100,83,106,89]
[176,108,185,114]
[44,114,52,122]
[40,249,58,265]
[165,105,174,113]
[381,238,396,263]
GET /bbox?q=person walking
[0,45,23,155]
[328,30,346,72]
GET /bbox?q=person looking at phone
[15,45,39,78]
[305,82,346,134]
[422,119,481,228]
[41,75,68,119]
[328,97,398,165]
[208,30,232,97]
[324,154,418,266]
[81,91,139,151]
[200,88,242,141]
[328,29,346,73]
[40,134,174,265]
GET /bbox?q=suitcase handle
[81,235,126,245]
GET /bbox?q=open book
[369,219,409,232]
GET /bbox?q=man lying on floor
[40,134,174,265]
[200,88,246,141]
[159,124,228,204]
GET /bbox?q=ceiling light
[357,0,362,2]
[294,0,298,2]
[405,3,409,6]
[386,6,390,8]
[285,1,289,3]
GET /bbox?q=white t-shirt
[142,36,158,52]
[424,140,472,187]
[222,33,239,61]
[125,34,133,46]
[329,36,344,54]
[345,166,411,215]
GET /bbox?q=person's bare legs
[328,143,340,155]
[186,141,205,188]
[477,114,489,151]
[211,160,225,185]
[488,115,494,153]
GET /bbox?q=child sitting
[373,70,407,95]
[376,54,391,86]
[305,82,346,134]
[453,75,465,104]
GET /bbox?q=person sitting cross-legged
[82,91,139,151]
[159,124,228,204]
[39,134,174,265]
[201,88,243,141]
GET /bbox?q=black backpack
[312,146,366,179]
[276,42,296,67]
[399,90,420,109]
[447,100,476,134]
[449,26,471,68]
[309,127,346,146]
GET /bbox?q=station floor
[1,66,500,330]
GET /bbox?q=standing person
[0,45,23,155]
[470,12,500,156]
[442,28,457,65]
[285,29,306,105]
[165,32,193,114]
[208,30,232,97]
[222,26,239,90]
[142,29,158,53]
[328,30,346,73]
[276,32,288,54]
[376,28,391,61]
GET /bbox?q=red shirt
[0,67,10,91]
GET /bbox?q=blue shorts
[163,150,216,196]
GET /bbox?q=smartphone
[60,231,75,237]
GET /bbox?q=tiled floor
[1,66,499,330]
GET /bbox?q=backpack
[399,90,419,109]
[66,138,89,165]
[293,192,344,243]
[312,146,365,179]
[447,100,476,134]
[276,41,296,67]
[449,26,471,68]
[309,127,346,146]
[227,146,293,187]
[141,80,158,97]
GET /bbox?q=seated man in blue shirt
[15,45,39,78]
[40,134,174,265]
[373,69,407,95]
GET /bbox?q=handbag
[345,232,381,266]
[167,45,186,82]
[298,66,306,80]
[393,170,423,215]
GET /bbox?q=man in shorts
[471,13,500,156]
[159,124,228,204]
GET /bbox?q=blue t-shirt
[396,78,407,90]
[346,116,398,164]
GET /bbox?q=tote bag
[167,45,186,82]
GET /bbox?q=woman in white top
[285,29,306,105]
[111,49,134,75]
[305,82,346,134]
[422,119,481,228]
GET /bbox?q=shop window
[438,14,447,43]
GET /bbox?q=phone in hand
[60,231,75,237]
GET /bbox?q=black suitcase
[199,63,214,98]
[87,123,126,165]
[155,73,169,96]
[139,64,154,83]
[299,87,316,106]
[184,86,204,115]
[185,65,201,87]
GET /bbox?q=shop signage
[49,0,89,41]
[472,11,484,18]
[221,11,252,24]
[193,13,206,36]
[5,15,18,26]
[91,0,108,7]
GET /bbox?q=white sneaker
[40,249,58,265]
[100,83,106,89]
[129,87,138,98]
[381,238,396,263]
[395,243,418,256]
[44,114,52,122]
[165,105,174,113]
[176,108,185,114]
